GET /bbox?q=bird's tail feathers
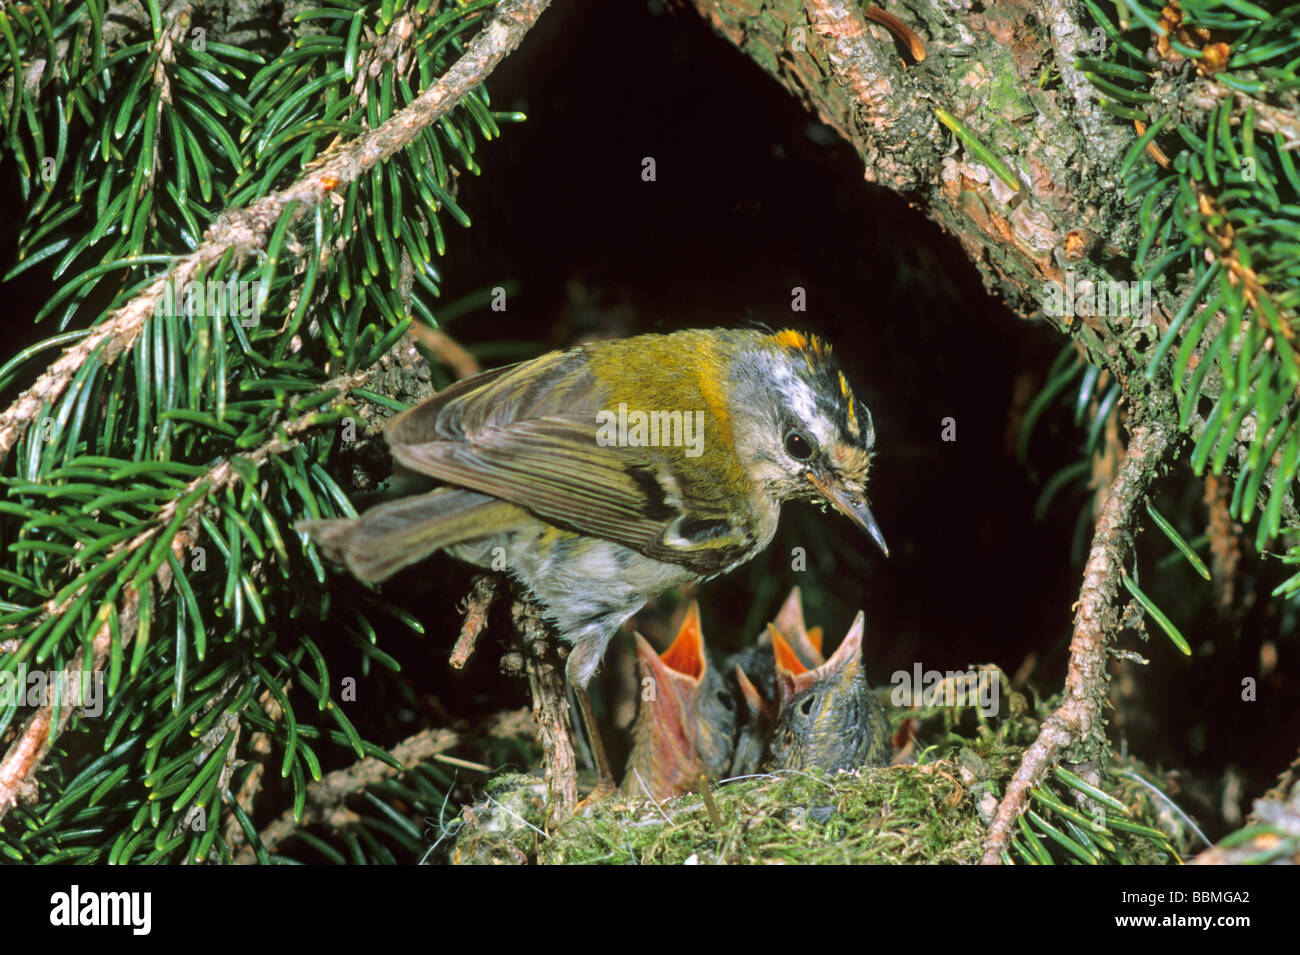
[298,489,524,583]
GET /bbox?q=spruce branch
[0,369,368,820]
[982,419,1173,864]
[1189,81,1300,152]
[0,0,549,862]
[0,0,552,456]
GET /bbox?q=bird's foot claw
[574,776,617,814]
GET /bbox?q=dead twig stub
[451,575,500,669]
[1204,474,1242,616]
[981,421,1171,864]
[409,325,482,380]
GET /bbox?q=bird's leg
[563,633,618,803]
[572,684,616,799]
[511,599,578,819]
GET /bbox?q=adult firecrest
[301,326,887,690]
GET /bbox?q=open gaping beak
[807,471,889,557]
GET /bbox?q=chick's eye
[785,430,813,461]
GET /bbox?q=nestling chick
[727,586,824,777]
[766,614,893,772]
[620,602,734,802]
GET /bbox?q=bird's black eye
[785,430,814,461]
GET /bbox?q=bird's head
[768,612,891,772]
[725,329,888,556]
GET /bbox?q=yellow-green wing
[384,348,751,572]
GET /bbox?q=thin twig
[862,6,926,62]
[409,325,482,380]
[432,753,492,773]
[147,2,196,189]
[221,681,283,855]
[981,420,1171,864]
[1204,474,1240,614]
[236,726,466,864]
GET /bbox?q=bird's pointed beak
[807,471,889,557]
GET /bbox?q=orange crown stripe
[773,329,808,350]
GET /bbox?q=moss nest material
[445,687,1193,864]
